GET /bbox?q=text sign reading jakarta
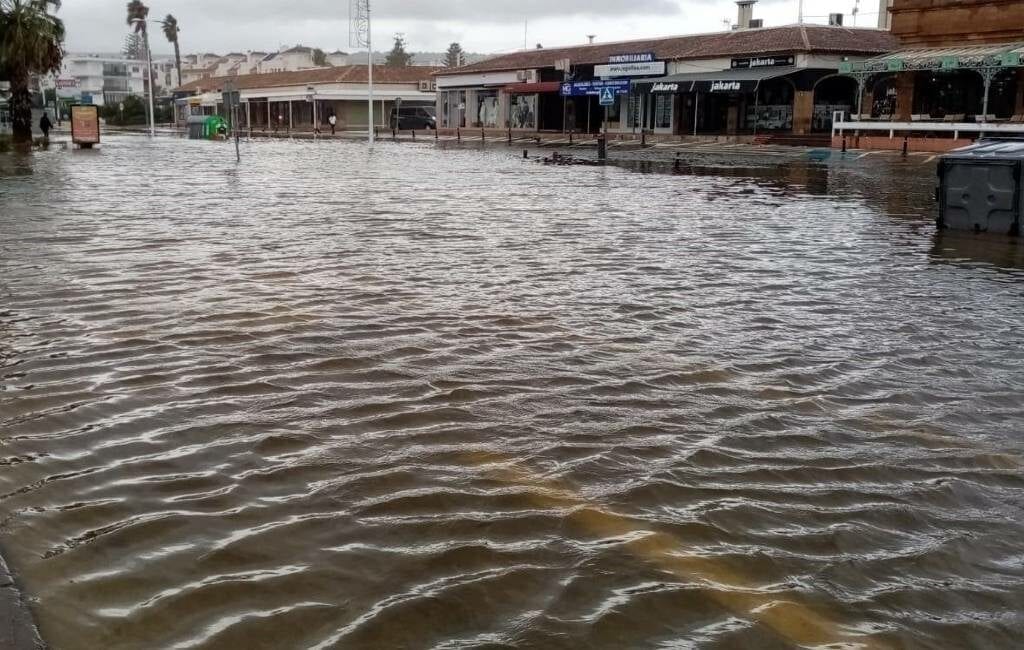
[731,55,795,69]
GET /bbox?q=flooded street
[2,136,1023,649]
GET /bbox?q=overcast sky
[63,0,884,57]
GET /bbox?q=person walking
[328,112,337,136]
[39,112,53,140]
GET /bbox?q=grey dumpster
[937,139,1024,236]
[186,115,208,140]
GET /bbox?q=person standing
[39,112,53,140]
[328,112,337,136]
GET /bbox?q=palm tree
[125,0,147,33]
[0,0,65,143]
[161,14,181,88]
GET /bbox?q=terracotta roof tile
[442,25,898,75]
[177,65,442,92]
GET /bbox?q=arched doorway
[752,78,794,132]
[812,75,858,132]
[869,75,898,119]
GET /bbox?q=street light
[129,18,157,137]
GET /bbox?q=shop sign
[709,81,742,93]
[886,59,904,72]
[651,82,680,94]
[560,80,630,96]
[55,78,79,89]
[593,61,666,78]
[999,52,1021,67]
[940,56,959,70]
[609,52,655,64]
[731,55,794,69]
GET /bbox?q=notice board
[70,105,100,146]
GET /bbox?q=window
[607,95,621,122]
[655,94,672,129]
[628,94,642,129]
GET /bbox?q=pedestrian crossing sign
[599,87,616,106]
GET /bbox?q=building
[48,54,147,107]
[434,4,896,141]
[43,53,179,108]
[327,51,352,67]
[175,65,439,131]
[835,0,1024,151]
[258,46,322,74]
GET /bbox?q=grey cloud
[171,0,683,23]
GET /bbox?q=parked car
[389,106,436,130]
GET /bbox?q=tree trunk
[173,40,182,89]
[9,70,34,144]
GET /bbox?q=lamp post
[130,18,157,137]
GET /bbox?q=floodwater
[1,135,1023,649]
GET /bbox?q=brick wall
[890,0,1024,46]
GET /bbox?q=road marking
[453,450,887,650]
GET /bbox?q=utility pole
[351,0,373,145]
[132,19,157,137]
[798,0,804,24]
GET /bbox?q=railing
[832,111,1024,139]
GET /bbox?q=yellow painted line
[457,450,888,649]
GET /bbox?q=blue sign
[599,87,616,106]
[560,80,630,97]
[609,52,655,64]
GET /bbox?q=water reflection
[1,136,1023,650]
[931,231,1024,273]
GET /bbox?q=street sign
[560,80,630,97]
[599,87,616,106]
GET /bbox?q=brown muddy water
[1,135,1023,649]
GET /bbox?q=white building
[258,46,321,74]
[49,54,147,107]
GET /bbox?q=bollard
[435,128,439,140]
[412,130,416,141]
[457,128,461,142]
[569,130,574,145]
[902,135,908,157]
[841,136,847,153]
[507,127,512,145]
[597,135,607,161]
[523,149,528,159]
[641,129,646,147]
[392,128,397,140]
[481,128,486,143]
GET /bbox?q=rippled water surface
[2,136,1024,649]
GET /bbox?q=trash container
[937,139,1024,236]
[186,115,208,140]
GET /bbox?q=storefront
[840,44,1024,121]
[434,24,895,139]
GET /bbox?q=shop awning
[638,66,796,93]
[844,42,1024,73]
[502,81,563,94]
